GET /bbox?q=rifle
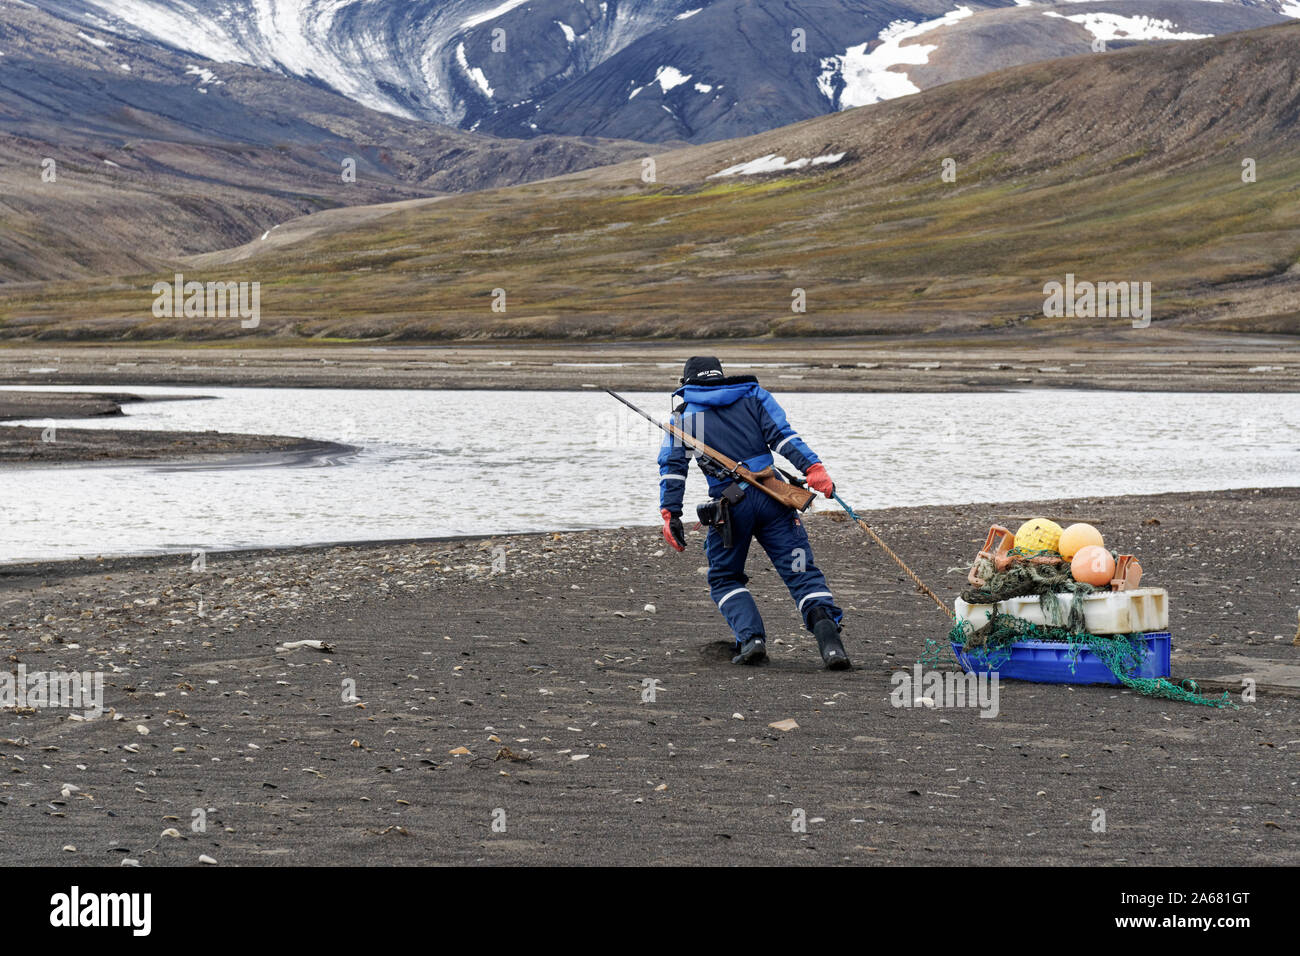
[605,389,817,512]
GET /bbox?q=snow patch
[712,155,810,176]
[71,0,415,119]
[674,8,702,19]
[819,6,973,109]
[1042,11,1212,41]
[119,63,131,71]
[1281,1,1300,17]
[631,66,691,98]
[76,1,258,67]
[77,31,111,49]
[456,42,494,98]
[694,82,713,93]
[461,0,531,31]
[185,65,220,85]
[653,65,691,92]
[555,20,575,43]
[709,151,847,178]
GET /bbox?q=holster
[696,482,745,549]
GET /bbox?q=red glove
[805,463,835,499]
[661,508,686,551]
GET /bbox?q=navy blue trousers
[704,491,842,645]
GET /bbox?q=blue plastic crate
[951,631,1171,685]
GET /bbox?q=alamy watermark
[1043,273,1150,328]
[49,886,150,936]
[1,665,104,718]
[152,272,260,328]
[891,663,999,718]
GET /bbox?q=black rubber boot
[810,611,851,670]
[731,635,768,665]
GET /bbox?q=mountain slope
[3,21,1299,339]
[478,0,1293,142]
[0,3,649,282]
[31,0,1300,143]
[33,0,705,125]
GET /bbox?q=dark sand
[0,488,1295,866]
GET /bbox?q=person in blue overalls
[657,356,851,669]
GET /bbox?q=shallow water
[3,385,1298,562]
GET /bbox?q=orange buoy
[1072,545,1116,587]
[1058,522,1104,560]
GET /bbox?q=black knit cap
[680,356,725,385]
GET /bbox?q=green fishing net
[961,555,1094,645]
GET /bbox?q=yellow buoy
[1058,522,1104,560]
[1014,518,1062,553]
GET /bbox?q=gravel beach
[1,488,1295,866]
[0,390,142,421]
[0,336,1296,393]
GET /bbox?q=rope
[831,491,953,620]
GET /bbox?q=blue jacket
[657,376,820,514]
